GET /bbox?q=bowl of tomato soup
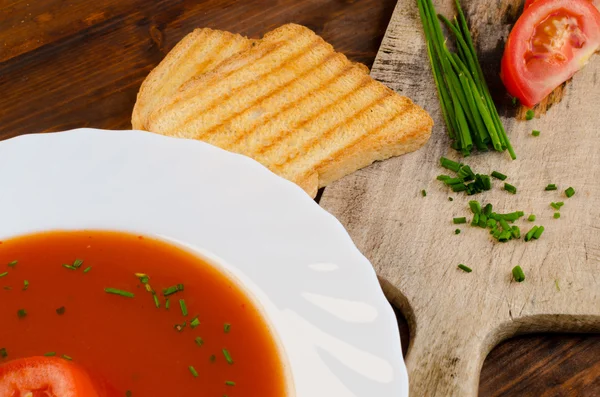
[0,230,292,396]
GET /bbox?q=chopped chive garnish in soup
[0,231,287,396]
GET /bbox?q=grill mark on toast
[228,61,355,150]
[255,74,373,156]
[151,42,285,123]
[199,51,339,141]
[139,32,231,128]
[154,38,322,135]
[301,102,417,186]
[270,90,395,172]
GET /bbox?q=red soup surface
[0,231,287,396]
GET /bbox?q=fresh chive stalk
[453,217,467,224]
[417,0,515,158]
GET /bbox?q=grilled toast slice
[132,28,254,130]
[146,24,432,197]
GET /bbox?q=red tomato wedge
[501,0,600,107]
[0,356,109,397]
[525,0,600,11]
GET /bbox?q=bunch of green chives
[417,0,516,159]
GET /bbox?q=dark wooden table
[0,1,598,395]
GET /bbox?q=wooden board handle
[405,326,487,396]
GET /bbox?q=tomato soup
[0,231,288,396]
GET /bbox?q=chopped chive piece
[545,184,558,191]
[524,226,539,242]
[511,226,521,239]
[174,322,187,332]
[479,174,492,191]
[451,183,467,192]
[491,171,507,181]
[565,187,575,198]
[555,279,560,291]
[63,264,77,270]
[190,317,200,329]
[195,337,204,347]
[448,197,454,201]
[528,215,536,222]
[444,177,465,186]
[140,276,149,284]
[163,284,184,297]
[512,266,525,282]
[469,200,482,214]
[222,348,234,364]
[83,266,92,273]
[3,286,11,290]
[17,309,27,318]
[0,348,7,359]
[480,213,488,227]
[23,280,29,290]
[532,130,540,136]
[455,229,461,235]
[440,157,462,172]
[61,354,73,361]
[179,299,188,316]
[504,183,517,194]
[525,109,535,120]
[421,189,427,197]
[189,366,199,378]
[144,284,154,293]
[487,219,497,229]
[512,97,518,105]
[437,174,451,181]
[224,323,231,333]
[550,202,564,210]
[225,381,236,386]
[458,165,475,181]
[44,352,56,357]
[0,272,8,278]
[457,264,472,273]
[533,226,545,239]
[498,230,512,242]
[483,204,493,216]
[499,218,511,232]
[7,260,17,268]
[471,214,480,226]
[165,299,170,310]
[104,288,135,298]
[72,259,84,269]
[554,212,561,219]
[209,354,216,363]
[453,217,467,224]
[56,306,66,315]
[153,294,160,309]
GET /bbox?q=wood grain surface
[321,0,600,396]
[0,1,598,396]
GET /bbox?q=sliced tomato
[525,0,600,12]
[501,0,600,107]
[0,356,105,397]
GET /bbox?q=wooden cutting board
[320,0,600,395]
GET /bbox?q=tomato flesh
[501,0,600,107]
[0,357,113,397]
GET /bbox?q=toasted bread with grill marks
[132,28,255,130]
[145,24,432,197]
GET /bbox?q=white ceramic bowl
[0,129,408,396]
